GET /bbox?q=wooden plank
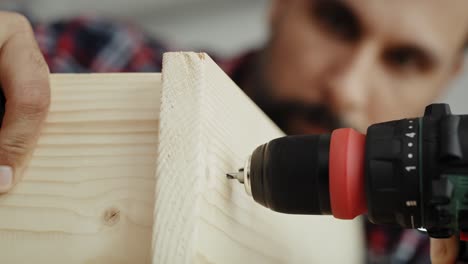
[153,52,364,264]
[0,73,161,264]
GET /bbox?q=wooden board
[152,52,364,264]
[0,73,161,263]
[0,52,364,263]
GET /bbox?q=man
[0,0,466,263]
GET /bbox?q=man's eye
[311,0,360,42]
[383,47,431,73]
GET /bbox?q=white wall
[137,0,269,57]
[441,54,468,113]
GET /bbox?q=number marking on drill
[406,132,416,138]
[405,166,416,172]
[406,200,417,206]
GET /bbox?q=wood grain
[0,54,364,263]
[0,73,161,264]
[153,52,365,264]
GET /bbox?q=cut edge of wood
[152,52,207,263]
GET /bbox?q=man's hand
[0,11,50,193]
[431,236,459,264]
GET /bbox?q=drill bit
[226,156,253,196]
[226,168,245,183]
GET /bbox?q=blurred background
[3,0,269,57]
[1,0,467,113]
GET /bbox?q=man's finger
[431,236,459,264]
[0,12,50,193]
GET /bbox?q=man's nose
[326,42,378,115]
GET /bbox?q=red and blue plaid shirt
[29,14,466,264]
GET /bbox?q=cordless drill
[227,103,468,240]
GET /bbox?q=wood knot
[103,207,120,226]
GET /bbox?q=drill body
[228,103,468,240]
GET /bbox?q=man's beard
[253,95,343,134]
[245,50,343,134]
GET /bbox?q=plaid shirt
[30,14,466,263]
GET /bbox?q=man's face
[264,0,468,134]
